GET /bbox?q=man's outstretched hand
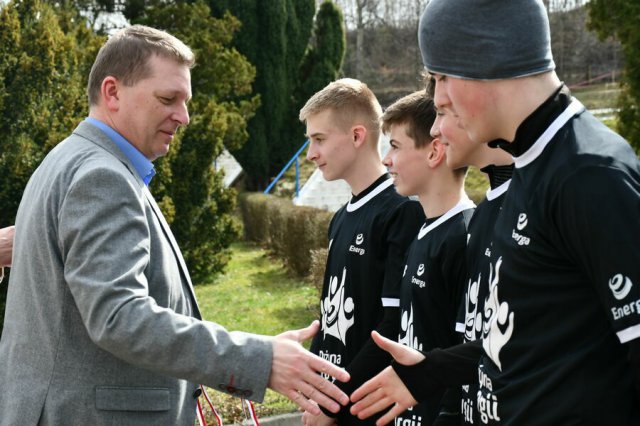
[269,320,350,415]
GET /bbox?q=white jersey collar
[514,98,585,169]
[486,179,511,201]
[418,195,476,240]
[346,177,394,212]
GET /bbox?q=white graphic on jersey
[516,213,528,230]
[403,264,408,277]
[321,268,355,345]
[394,412,422,426]
[417,263,425,277]
[477,390,501,424]
[399,304,423,351]
[477,368,501,423]
[355,233,364,245]
[609,274,633,300]
[461,395,474,424]
[482,257,514,371]
[464,272,482,342]
[328,239,333,251]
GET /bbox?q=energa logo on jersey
[349,233,366,255]
[609,273,633,300]
[411,264,426,288]
[511,212,530,246]
[398,303,423,351]
[609,273,640,321]
[482,257,514,371]
[321,267,355,346]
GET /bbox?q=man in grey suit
[0,25,349,425]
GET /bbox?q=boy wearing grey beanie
[349,1,640,425]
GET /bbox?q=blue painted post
[295,157,300,197]
[264,139,310,195]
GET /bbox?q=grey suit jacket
[0,121,273,425]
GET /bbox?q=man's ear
[427,138,446,168]
[101,76,120,112]
[352,125,367,148]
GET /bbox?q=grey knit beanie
[419,0,555,80]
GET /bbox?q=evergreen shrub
[238,193,332,277]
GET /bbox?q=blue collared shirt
[85,117,156,186]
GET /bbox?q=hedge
[238,193,333,282]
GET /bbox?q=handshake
[272,325,419,426]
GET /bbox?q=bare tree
[324,0,621,105]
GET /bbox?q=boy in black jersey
[381,91,474,426]
[431,90,513,426]
[351,1,640,425]
[348,86,515,426]
[299,78,425,426]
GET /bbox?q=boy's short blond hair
[299,78,382,145]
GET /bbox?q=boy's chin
[394,185,411,196]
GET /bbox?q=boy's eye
[159,97,173,104]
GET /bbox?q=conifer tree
[588,1,640,153]
[291,1,346,145]
[132,0,259,281]
[0,0,102,331]
[210,0,316,189]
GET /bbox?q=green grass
[194,242,319,424]
[196,242,318,335]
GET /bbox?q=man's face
[305,109,358,182]
[115,54,191,161]
[432,73,498,145]
[382,122,431,197]
[431,108,484,170]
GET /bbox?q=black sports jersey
[478,89,640,424]
[396,197,475,426]
[456,173,511,426]
[311,174,424,425]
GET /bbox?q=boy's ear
[427,138,446,168]
[352,125,367,148]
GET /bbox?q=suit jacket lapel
[143,186,202,320]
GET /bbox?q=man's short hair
[299,78,383,144]
[87,25,195,106]
[382,91,435,149]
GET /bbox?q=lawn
[194,242,319,425]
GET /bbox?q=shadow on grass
[247,258,308,294]
[271,305,319,328]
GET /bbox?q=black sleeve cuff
[392,356,443,403]
[391,341,482,403]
